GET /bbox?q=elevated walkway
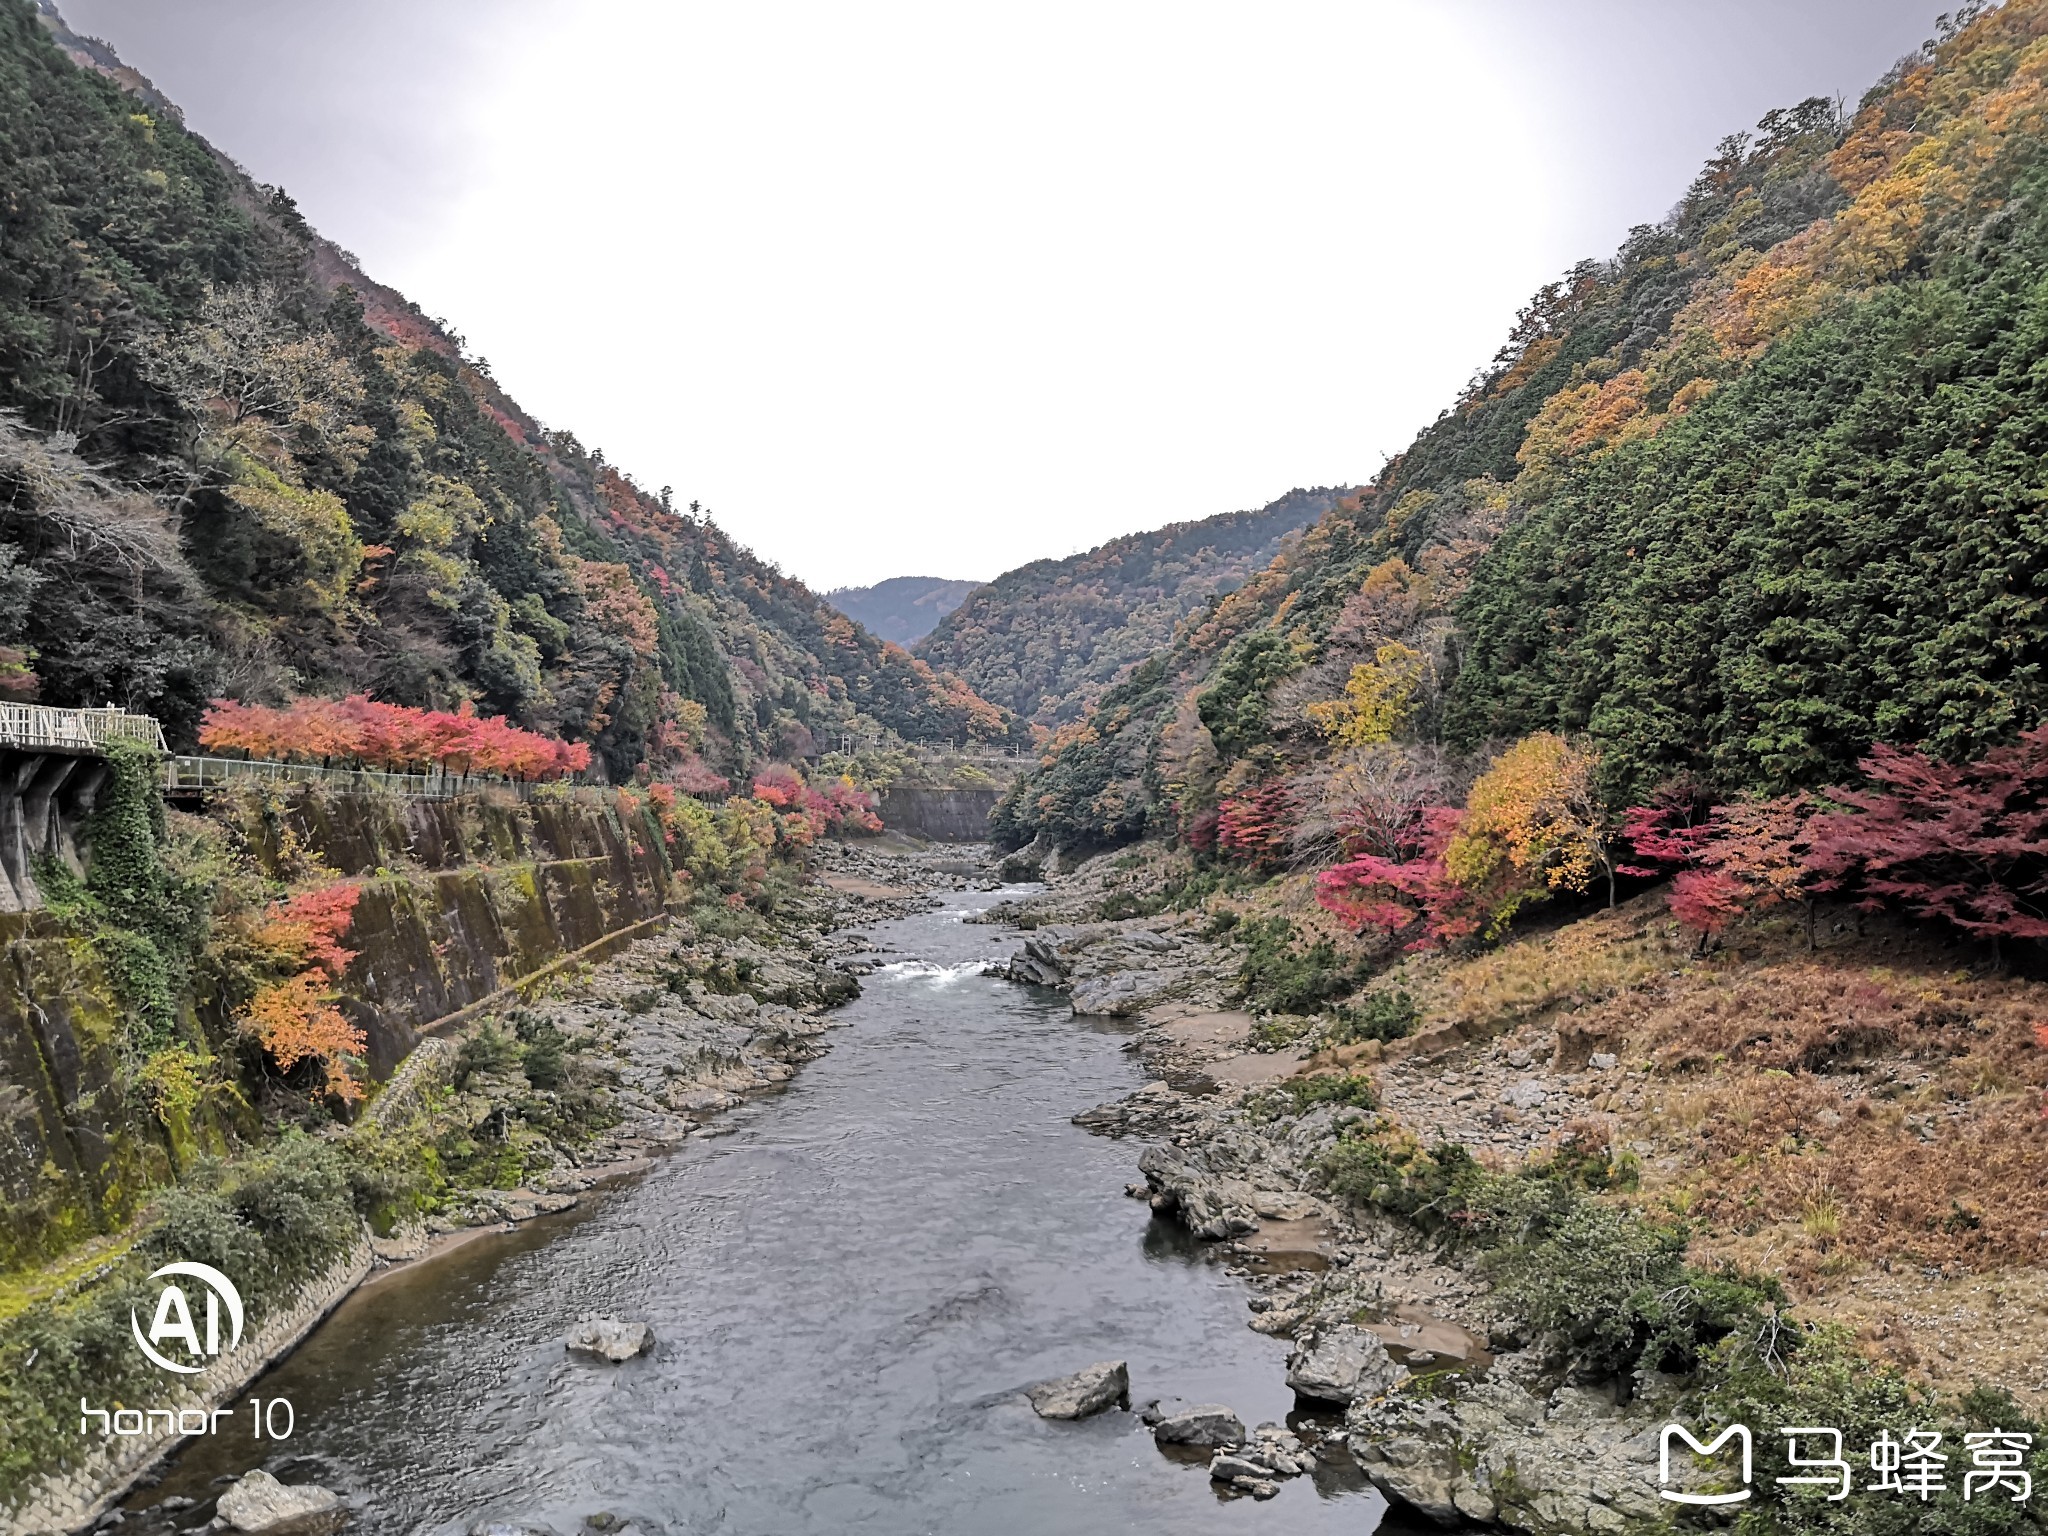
[0,705,164,911]
[0,704,554,908]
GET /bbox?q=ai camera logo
[131,1261,244,1374]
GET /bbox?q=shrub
[454,1023,522,1089]
[1316,1128,1772,1382]
[1278,1073,1380,1113]
[1234,915,1358,1015]
[689,897,768,942]
[1485,1199,1775,1379]
[1095,888,1170,921]
[1327,988,1420,1045]
[514,1013,567,1089]
[1706,1329,2048,1535]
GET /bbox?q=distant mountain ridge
[824,576,981,646]
[914,487,1356,724]
[1,0,1025,779]
[994,1,2048,855]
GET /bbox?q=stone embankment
[6,1238,375,1536]
[367,839,954,1251]
[989,857,1678,1536]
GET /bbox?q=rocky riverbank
[989,857,1679,1535]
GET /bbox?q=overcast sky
[58,0,1943,591]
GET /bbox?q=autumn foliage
[1315,804,1476,950]
[1618,726,2048,952]
[1316,733,1612,948]
[1621,791,1821,941]
[750,765,883,848]
[1213,782,1297,871]
[1806,728,2048,944]
[242,883,365,1102]
[199,695,593,781]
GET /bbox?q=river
[134,887,1427,1534]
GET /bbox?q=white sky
[60,0,1942,590]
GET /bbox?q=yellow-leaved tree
[1306,641,1429,747]
[1445,732,1614,935]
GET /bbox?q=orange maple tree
[242,883,366,1101]
[200,695,592,781]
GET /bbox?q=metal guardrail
[905,740,1029,765]
[163,755,559,800]
[0,702,167,753]
[0,704,579,802]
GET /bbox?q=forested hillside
[916,487,1349,724]
[0,0,1020,782]
[999,0,2048,879]
[823,575,979,646]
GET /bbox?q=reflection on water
[137,889,1433,1534]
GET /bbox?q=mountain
[915,488,1351,726]
[998,1,2048,854]
[823,576,980,646]
[0,0,1023,780]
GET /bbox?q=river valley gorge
[106,870,1425,1536]
[11,6,2048,1534]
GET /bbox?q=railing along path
[0,702,167,753]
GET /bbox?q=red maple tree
[1807,725,2048,955]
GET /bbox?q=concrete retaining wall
[878,786,999,842]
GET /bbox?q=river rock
[1285,1323,1403,1404]
[1499,1079,1547,1110]
[1208,1452,1270,1482]
[565,1316,655,1362]
[1348,1376,1672,1531]
[1137,1143,1259,1239]
[1069,971,1171,1017]
[1153,1403,1245,1448]
[1209,1446,1283,1499]
[1026,1360,1129,1419]
[1249,1189,1322,1220]
[1003,936,1065,987]
[216,1470,347,1536]
[1120,929,1176,953]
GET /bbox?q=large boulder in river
[1026,1360,1129,1419]
[1068,971,1174,1017]
[1286,1324,1402,1404]
[216,1470,347,1536]
[565,1316,655,1362]
[1153,1403,1246,1448]
[1137,1143,1259,1239]
[1004,935,1065,987]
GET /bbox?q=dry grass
[1359,898,2048,1402]
[1215,863,2048,1293]
[1379,893,1683,1045]
[1598,958,2048,1283]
